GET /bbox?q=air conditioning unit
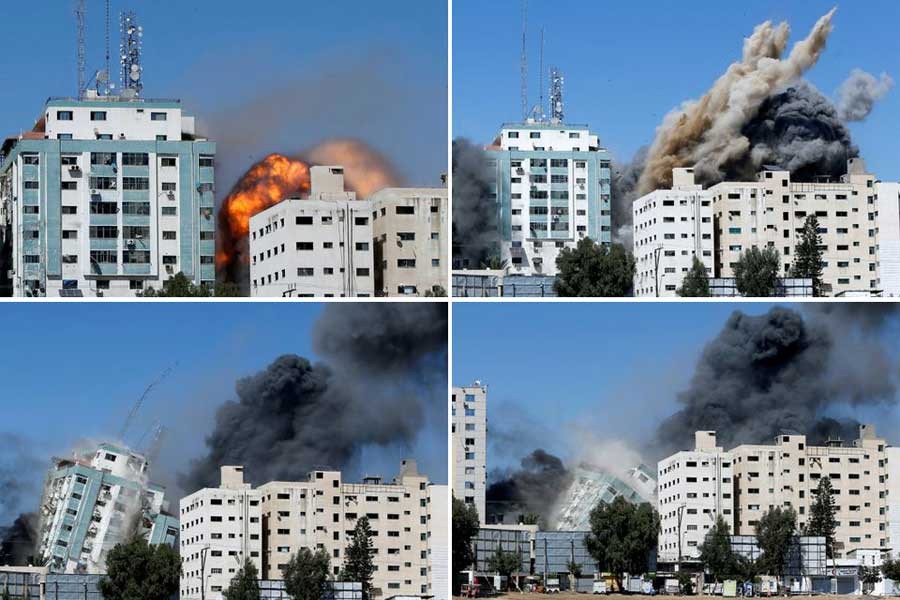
[165,265,174,274]
[166,191,175,200]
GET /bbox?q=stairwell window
[90,111,107,121]
[151,112,168,121]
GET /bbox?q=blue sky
[0,1,447,191]
[452,302,900,471]
[453,0,900,180]
[0,302,446,525]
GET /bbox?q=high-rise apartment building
[0,93,216,297]
[484,122,612,276]
[633,168,714,297]
[37,442,177,574]
[656,432,734,562]
[876,181,900,297]
[451,383,487,522]
[180,461,440,600]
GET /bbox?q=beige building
[452,383,488,522]
[711,158,878,296]
[181,461,440,600]
[730,425,888,558]
[370,187,448,297]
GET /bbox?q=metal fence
[260,580,362,600]
[709,277,813,297]
[473,528,531,574]
[730,535,827,576]
[534,531,595,577]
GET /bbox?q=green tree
[223,559,261,600]
[520,513,541,526]
[861,565,882,594]
[98,537,180,600]
[214,281,243,297]
[881,559,900,593]
[282,547,331,600]
[755,507,796,576]
[554,238,636,297]
[677,571,694,595]
[584,496,659,590]
[806,478,837,558]
[425,286,447,297]
[699,515,741,582]
[790,215,825,296]
[487,548,521,589]
[452,496,481,595]
[733,246,781,297]
[2,587,11,600]
[480,256,508,270]
[677,256,711,297]
[141,272,211,297]
[342,516,376,600]
[566,560,583,580]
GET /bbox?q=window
[199,156,215,167]
[156,135,168,141]
[122,202,150,215]
[150,112,168,121]
[90,111,107,121]
[161,157,177,167]
[161,206,177,216]
[162,231,177,240]
[62,230,78,239]
[356,268,370,277]
[89,226,118,239]
[355,216,369,225]
[57,111,73,121]
[398,232,415,241]
[296,216,313,225]
[355,242,369,251]
[160,182,177,192]
[61,181,78,190]
[162,255,177,265]
[24,181,40,190]
[395,206,415,215]
[297,268,314,277]
[296,242,313,251]
[123,226,150,239]
[62,206,77,214]
[122,177,150,190]
[89,251,116,264]
[200,256,214,265]
[89,176,116,190]
[122,153,149,166]
[397,259,416,268]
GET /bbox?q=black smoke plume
[652,306,898,458]
[180,303,447,490]
[452,138,499,269]
[0,513,38,566]
[0,434,42,566]
[485,449,572,524]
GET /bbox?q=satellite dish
[130,72,141,82]
[131,64,140,72]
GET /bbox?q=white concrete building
[876,182,900,297]
[657,431,734,563]
[451,383,487,522]
[485,122,612,276]
[370,187,447,296]
[249,166,374,297]
[427,485,450,600]
[633,168,714,297]
[180,461,438,600]
[180,466,263,600]
[711,159,878,296]
[887,447,900,558]
[0,93,216,297]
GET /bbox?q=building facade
[711,159,878,296]
[633,168,714,297]
[370,187,447,296]
[486,122,612,276]
[427,485,449,600]
[729,425,888,558]
[180,461,439,600]
[656,431,734,563]
[0,93,215,297]
[876,182,900,297]
[452,383,488,522]
[36,442,177,574]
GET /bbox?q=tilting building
[451,383,488,522]
[180,461,445,600]
[554,464,657,531]
[36,442,177,573]
[0,92,216,297]
[484,122,613,276]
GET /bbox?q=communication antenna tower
[550,67,564,123]
[120,10,144,96]
[520,0,528,121]
[75,0,86,98]
[538,27,544,122]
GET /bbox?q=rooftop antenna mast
[120,10,144,96]
[75,0,86,98]
[105,0,110,91]
[119,362,177,441]
[550,66,564,123]
[520,0,527,121]
[538,27,544,122]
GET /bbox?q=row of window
[56,110,168,122]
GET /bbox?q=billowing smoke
[652,305,899,458]
[0,434,41,566]
[638,9,837,195]
[727,81,858,182]
[610,147,648,249]
[179,303,447,490]
[837,69,894,122]
[486,449,572,524]
[452,138,500,269]
[0,513,38,566]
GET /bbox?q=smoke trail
[837,69,894,122]
[179,303,447,490]
[652,306,899,458]
[452,138,500,269]
[485,449,572,524]
[638,9,836,195]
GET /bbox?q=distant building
[633,168,714,297]
[36,442,177,574]
[0,92,216,297]
[485,122,613,276]
[452,383,488,522]
[180,461,440,600]
[876,181,900,296]
[370,187,447,296]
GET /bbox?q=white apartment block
[427,485,449,600]
[370,187,447,296]
[887,447,900,558]
[181,461,437,600]
[711,159,878,296]
[180,466,263,600]
[451,383,487,522]
[657,431,734,563]
[730,425,888,558]
[485,123,613,276]
[249,166,374,298]
[633,168,714,297]
[876,182,900,297]
[0,93,216,297]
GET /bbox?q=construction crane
[118,362,177,441]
